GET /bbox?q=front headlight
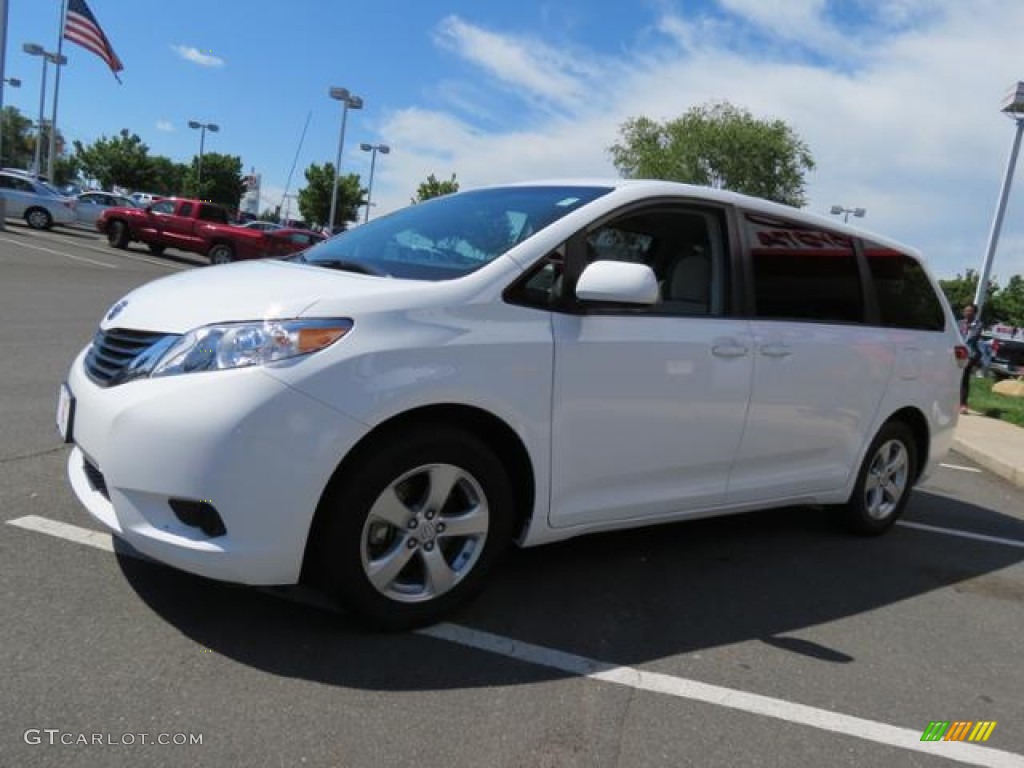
[151,318,353,378]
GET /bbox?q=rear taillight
[954,345,970,368]
[991,339,1001,355]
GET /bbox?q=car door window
[150,200,176,215]
[583,208,725,316]
[744,212,864,323]
[178,202,194,217]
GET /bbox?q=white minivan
[60,180,967,628]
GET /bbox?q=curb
[951,435,1024,489]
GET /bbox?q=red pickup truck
[96,198,321,264]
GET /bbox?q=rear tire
[308,427,515,630]
[25,207,52,230]
[107,220,129,248]
[841,421,917,535]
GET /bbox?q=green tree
[148,156,189,197]
[297,162,365,229]
[52,154,81,186]
[990,274,1024,327]
[182,152,245,210]
[1,106,35,170]
[937,269,1004,323]
[258,207,281,223]
[73,130,155,191]
[609,101,816,206]
[412,172,459,204]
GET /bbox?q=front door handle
[759,344,792,358]
[711,338,750,358]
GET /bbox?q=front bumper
[65,347,370,584]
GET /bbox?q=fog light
[168,499,227,537]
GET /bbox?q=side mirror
[576,260,659,305]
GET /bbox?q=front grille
[84,328,178,387]
[82,457,109,500]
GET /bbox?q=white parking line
[9,229,191,270]
[7,515,114,552]
[941,462,983,473]
[897,520,1024,550]
[0,235,117,268]
[418,623,1023,768]
[8,511,1024,764]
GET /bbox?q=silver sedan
[75,192,138,228]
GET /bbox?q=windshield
[296,185,611,280]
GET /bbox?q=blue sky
[4,0,1024,282]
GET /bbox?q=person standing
[958,303,982,414]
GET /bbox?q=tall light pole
[359,142,389,223]
[188,120,219,191]
[23,43,66,177]
[327,86,363,232]
[830,205,866,224]
[974,81,1024,321]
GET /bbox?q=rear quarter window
[863,241,945,331]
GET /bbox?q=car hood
[99,259,435,334]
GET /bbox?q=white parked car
[0,170,77,229]
[59,180,965,628]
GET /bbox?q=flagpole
[47,0,68,182]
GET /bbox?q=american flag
[63,0,124,81]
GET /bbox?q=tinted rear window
[744,212,864,323]
[863,241,945,331]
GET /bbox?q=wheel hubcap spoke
[367,540,416,592]
[437,504,488,538]
[423,464,461,515]
[421,547,457,595]
[368,486,413,528]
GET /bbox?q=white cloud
[359,4,1024,282]
[155,120,174,132]
[434,15,603,110]
[172,45,224,68]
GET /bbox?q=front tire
[148,243,165,256]
[208,244,234,265]
[107,220,129,248]
[841,422,917,535]
[308,427,515,630]
[25,207,52,230]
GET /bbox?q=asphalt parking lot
[2,223,1023,768]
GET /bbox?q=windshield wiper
[306,259,385,276]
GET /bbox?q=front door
[548,204,754,529]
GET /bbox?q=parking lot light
[188,120,219,189]
[829,205,866,223]
[327,86,363,232]
[359,143,390,223]
[974,81,1024,320]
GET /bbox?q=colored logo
[921,721,997,742]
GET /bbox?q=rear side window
[863,240,945,331]
[744,212,863,323]
[198,204,227,223]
